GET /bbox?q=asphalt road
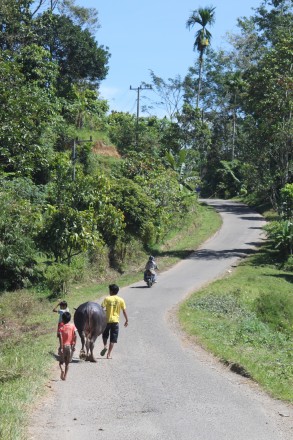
[29,200,293,440]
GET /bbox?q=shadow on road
[201,201,253,216]
[152,244,263,263]
[239,216,264,221]
[187,246,259,261]
[201,201,264,223]
[49,350,80,363]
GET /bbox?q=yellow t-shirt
[101,295,126,323]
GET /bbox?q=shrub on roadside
[279,183,293,220]
[255,291,293,333]
[44,263,73,297]
[283,255,293,272]
[264,220,293,257]
[0,184,42,291]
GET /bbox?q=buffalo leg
[85,338,96,362]
[79,332,86,360]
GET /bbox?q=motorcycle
[144,269,156,288]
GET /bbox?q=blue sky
[78,0,262,115]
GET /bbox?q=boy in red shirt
[58,311,77,381]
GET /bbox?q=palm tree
[186,6,215,108]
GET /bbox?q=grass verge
[0,201,221,440]
[179,246,293,402]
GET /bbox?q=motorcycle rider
[144,256,158,283]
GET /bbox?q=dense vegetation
[0,1,199,293]
[0,0,292,293]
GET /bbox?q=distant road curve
[29,200,292,440]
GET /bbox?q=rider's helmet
[149,255,154,261]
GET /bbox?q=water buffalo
[74,302,107,362]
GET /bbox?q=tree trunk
[196,56,203,109]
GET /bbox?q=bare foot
[106,355,112,359]
[60,370,65,380]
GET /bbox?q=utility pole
[130,84,152,147]
[72,136,93,181]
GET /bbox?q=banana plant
[165,149,199,192]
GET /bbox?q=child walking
[100,284,128,359]
[53,300,69,336]
[58,311,77,381]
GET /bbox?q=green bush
[279,183,293,220]
[255,291,293,333]
[265,220,293,257]
[87,245,109,276]
[0,186,41,290]
[44,263,73,297]
[283,255,293,272]
[69,245,110,282]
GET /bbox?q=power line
[130,84,152,147]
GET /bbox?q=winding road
[29,200,293,440]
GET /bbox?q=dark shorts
[59,345,73,365]
[102,323,119,343]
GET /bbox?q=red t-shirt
[59,323,77,346]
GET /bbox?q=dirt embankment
[92,140,120,158]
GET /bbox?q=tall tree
[232,0,293,205]
[186,5,215,108]
[241,33,293,206]
[32,0,100,32]
[33,12,110,96]
[143,71,184,121]
[0,45,61,182]
[0,0,34,51]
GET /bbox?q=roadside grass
[76,127,112,146]
[0,201,221,440]
[179,247,293,402]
